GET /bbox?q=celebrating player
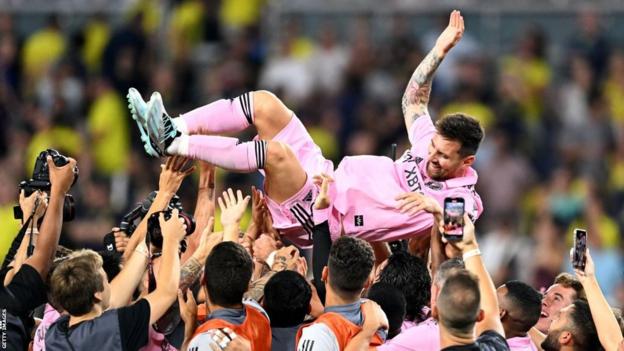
[127,10,482,247]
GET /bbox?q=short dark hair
[264,271,312,328]
[503,280,542,332]
[554,273,586,301]
[367,283,406,339]
[433,258,466,287]
[328,237,374,299]
[568,300,600,351]
[435,113,484,157]
[378,251,431,322]
[50,250,104,316]
[437,270,480,336]
[204,242,253,307]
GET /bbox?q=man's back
[442,330,510,351]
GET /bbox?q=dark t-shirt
[442,330,510,351]
[0,264,47,351]
[48,298,151,351]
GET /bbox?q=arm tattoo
[179,257,203,290]
[402,50,443,122]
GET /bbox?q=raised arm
[218,188,250,242]
[181,161,215,263]
[402,10,464,131]
[123,156,195,262]
[575,249,623,351]
[448,214,505,337]
[24,156,76,278]
[144,209,186,325]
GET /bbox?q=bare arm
[24,157,76,278]
[576,250,624,351]
[181,162,215,263]
[451,214,505,337]
[123,156,195,262]
[144,209,185,325]
[402,10,464,131]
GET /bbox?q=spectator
[366,283,407,340]
[540,300,601,351]
[535,273,586,334]
[264,270,312,351]
[296,236,386,350]
[497,280,542,350]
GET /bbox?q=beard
[541,331,562,351]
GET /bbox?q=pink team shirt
[327,114,483,242]
[506,336,539,351]
[378,317,440,351]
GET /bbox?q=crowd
[0,0,623,350]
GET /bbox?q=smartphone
[443,198,465,241]
[572,228,587,270]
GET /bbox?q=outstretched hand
[573,248,595,284]
[219,188,250,227]
[158,156,196,195]
[434,10,465,56]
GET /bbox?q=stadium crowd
[0,0,623,350]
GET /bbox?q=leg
[176,90,293,140]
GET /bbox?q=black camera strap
[26,198,40,257]
[1,212,35,271]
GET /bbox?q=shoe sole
[126,89,160,157]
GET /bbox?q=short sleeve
[476,330,510,351]
[0,264,46,317]
[117,299,151,351]
[408,114,436,155]
[297,323,340,351]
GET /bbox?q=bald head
[437,270,481,336]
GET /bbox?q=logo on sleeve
[354,215,364,227]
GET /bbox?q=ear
[476,309,485,322]
[432,305,439,320]
[499,308,507,320]
[462,155,475,167]
[559,330,573,345]
[322,266,328,284]
[93,291,102,304]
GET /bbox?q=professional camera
[147,209,196,252]
[103,191,184,254]
[14,149,78,222]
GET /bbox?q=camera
[103,191,184,254]
[14,149,78,222]
[147,209,196,252]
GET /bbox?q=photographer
[45,209,186,350]
[0,156,76,350]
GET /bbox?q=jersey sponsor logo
[404,165,423,193]
[355,215,364,227]
[425,181,443,190]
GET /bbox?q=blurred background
[0,0,623,305]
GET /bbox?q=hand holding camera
[159,208,187,244]
[47,154,78,196]
[19,190,48,223]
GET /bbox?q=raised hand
[48,156,77,196]
[159,208,187,243]
[313,173,334,210]
[434,10,465,56]
[218,188,250,227]
[19,190,48,222]
[196,217,223,258]
[251,186,266,226]
[177,289,197,326]
[395,192,442,215]
[158,156,196,195]
[573,248,595,283]
[445,213,477,253]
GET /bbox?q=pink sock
[180,135,266,172]
[178,92,254,134]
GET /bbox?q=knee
[252,90,290,123]
[265,141,294,167]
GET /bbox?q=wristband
[462,249,481,261]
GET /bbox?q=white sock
[172,118,189,134]
[166,134,189,155]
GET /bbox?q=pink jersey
[328,114,483,242]
[506,336,538,351]
[378,317,440,351]
[33,304,62,351]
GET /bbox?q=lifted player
[128,10,482,247]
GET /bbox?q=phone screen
[572,229,587,270]
[443,198,464,240]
